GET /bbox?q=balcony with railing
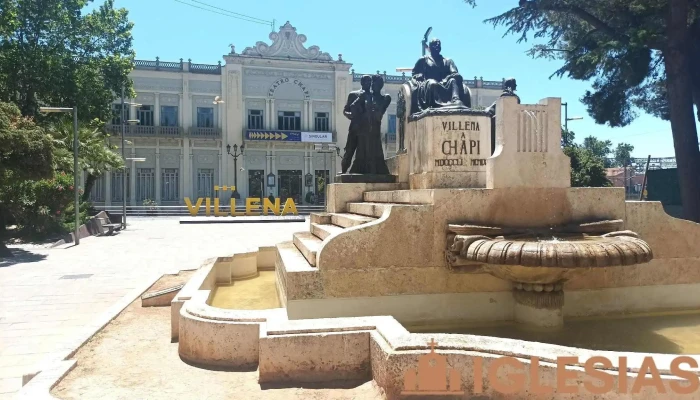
[351,69,505,90]
[133,57,222,75]
[105,124,184,137]
[189,127,221,138]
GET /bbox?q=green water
[408,310,700,354]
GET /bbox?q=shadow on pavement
[0,247,48,268]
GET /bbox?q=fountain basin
[446,223,654,327]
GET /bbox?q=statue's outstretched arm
[412,58,425,81]
[343,93,357,120]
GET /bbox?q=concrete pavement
[0,217,307,399]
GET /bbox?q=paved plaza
[0,217,307,399]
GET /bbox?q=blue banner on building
[245,130,302,142]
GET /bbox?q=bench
[102,223,122,235]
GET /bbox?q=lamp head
[226,144,231,154]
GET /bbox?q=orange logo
[402,338,464,396]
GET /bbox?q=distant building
[89,22,505,206]
[606,167,644,196]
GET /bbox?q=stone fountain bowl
[445,221,654,285]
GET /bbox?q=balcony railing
[105,124,183,137]
[133,57,222,75]
[351,69,505,90]
[189,127,221,138]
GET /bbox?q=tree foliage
[0,0,135,122]
[0,101,54,256]
[614,142,635,167]
[561,129,610,187]
[466,0,700,221]
[48,119,123,200]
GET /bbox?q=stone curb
[15,270,164,399]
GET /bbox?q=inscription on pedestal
[434,118,487,170]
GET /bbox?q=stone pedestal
[334,174,397,184]
[406,113,491,189]
[512,287,564,328]
[487,97,571,189]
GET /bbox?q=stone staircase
[274,188,434,308]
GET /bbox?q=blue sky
[104,0,693,157]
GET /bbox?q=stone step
[292,232,322,267]
[346,202,392,218]
[330,213,376,228]
[276,241,321,302]
[310,212,331,225]
[363,190,433,204]
[310,223,345,241]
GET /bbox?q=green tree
[49,119,123,201]
[466,0,700,221]
[582,136,613,167]
[0,102,54,257]
[614,142,635,167]
[0,0,135,122]
[561,128,611,187]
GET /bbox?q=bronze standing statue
[341,75,372,174]
[348,75,391,174]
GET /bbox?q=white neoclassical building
[90,22,505,207]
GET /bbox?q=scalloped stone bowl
[460,233,654,284]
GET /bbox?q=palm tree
[49,119,123,201]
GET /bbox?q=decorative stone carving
[190,80,221,94]
[160,94,179,104]
[244,68,332,80]
[445,220,654,283]
[276,101,302,110]
[194,97,215,105]
[132,77,182,92]
[197,155,215,164]
[241,21,333,61]
[279,155,301,165]
[314,102,331,112]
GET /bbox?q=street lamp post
[226,143,245,199]
[40,106,80,245]
[120,85,141,229]
[561,102,584,131]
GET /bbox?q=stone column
[304,100,311,131]
[183,139,192,199]
[105,171,112,206]
[154,93,161,128]
[271,148,276,197]
[269,99,276,130]
[265,99,270,129]
[155,150,161,204]
[179,152,184,205]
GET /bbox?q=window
[388,114,397,134]
[314,112,329,132]
[111,169,130,202]
[161,168,179,201]
[248,109,263,129]
[137,105,154,126]
[87,174,105,202]
[160,106,178,126]
[197,107,214,128]
[197,169,215,199]
[111,104,130,125]
[277,111,301,131]
[136,168,155,202]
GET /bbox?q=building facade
[91,22,505,206]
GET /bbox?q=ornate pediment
[241,21,333,61]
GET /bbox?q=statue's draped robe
[349,93,390,174]
[341,89,366,173]
[410,55,468,114]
